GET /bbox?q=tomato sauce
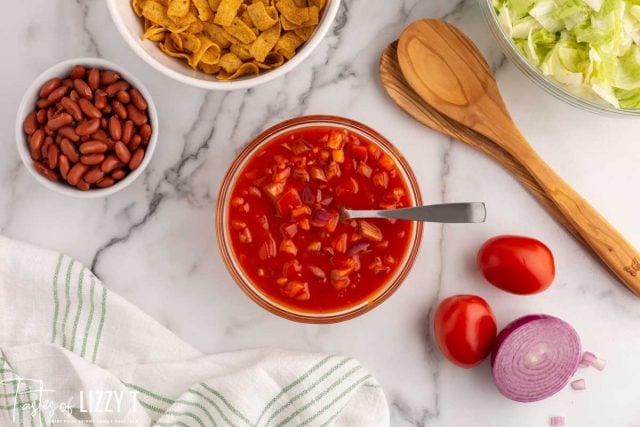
[228,126,413,313]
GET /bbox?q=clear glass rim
[216,115,424,324]
[479,0,640,118]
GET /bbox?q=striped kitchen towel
[0,236,389,427]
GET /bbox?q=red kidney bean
[59,97,83,121]
[73,78,93,99]
[78,98,102,118]
[62,79,73,88]
[36,98,51,109]
[79,141,108,154]
[114,141,131,164]
[76,179,90,191]
[139,124,152,144]
[87,68,100,91]
[47,113,73,131]
[91,129,108,141]
[58,126,80,142]
[59,154,70,179]
[39,78,61,98]
[60,138,79,163]
[126,104,147,126]
[100,70,120,85]
[129,88,148,111]
[94,90,107,110]
[101,155,121,173]
[128,134,142,150]
[112,100,127,119]
[111,169,126,180]
[84,167,104,184]
[36,109,47,124]
[47,86,69,103]
[105,80,130,97]
[76,118,101,136]
[47,144,60,169]
[96,177,114,188]
[121,120,134,144]
[128,148,145,171]
[34,161,60,182]
[70,65,86,79]
[80,154,104,165]
[116,91,130,104]
[109,116,122,140]
[23,112,38,135]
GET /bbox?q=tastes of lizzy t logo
[624,258,640,277]
[0,377,138,425]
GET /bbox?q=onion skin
[491,314,581,403]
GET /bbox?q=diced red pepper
[326,162,341,180]
[325,212,340,233]
[310,167,327,182]
[307,241,321,251]
[273,167,291,183]
[293,168,310,182]
[332,150,344,163]
[368,144,381,160]
[350,145,368,161]
[333,233,348,254]
[356,162,373,178]
[291,205,311,218]
[231,197,245,207]
[378,154,395,171]
[263,182,285,200]
[231,220,247,231]
[280,239,298,256]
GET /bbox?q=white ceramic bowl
[106,0,341,90]
[15,57,158,198]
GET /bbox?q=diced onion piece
[308,241,321,251]
[275,188,302,216]
[311,167,327,182]
[291,139,310,154]
[238,228,252,244]
[231,220,247,230]
[280,280,310,301]
[281,223,298,238]
[368,256,390,275]
[570,379,586,390]
[580,351,606,371]
[334,233,348,254]
[491,315,581,403]
[326,161,341,180]
[327,129,345,149]
[330,269,352,290]
[325,212,340,233]
[258,235,277,260]
[280,239,298,256]
[293,168,310,182]
[311,209,332,227]
[308,265,327,281]
[263,182,285,199]
[372,171,389,189]
[231,197,245,207]
[357,162,373,178]
[550,416,565,427]
[273,167,291,182]
[359,220,383,242]
[347,242,370,256]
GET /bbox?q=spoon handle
[511,137,640,295]
[344,203,486,223]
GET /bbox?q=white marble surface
[2,1,640,426]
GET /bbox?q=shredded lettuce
[494,0,640,108]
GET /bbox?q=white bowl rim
[15,57,159,199]
[105,0,342,91]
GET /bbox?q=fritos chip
[224,18,258,44]
[167,0,190,20]
[250,22,281,62]
[131,0,327,80]
[247,2,279,31]
[214,0,244,26]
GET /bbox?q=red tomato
[434,295,497,368]
[477,235,555,295]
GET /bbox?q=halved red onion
[491,315,581,402]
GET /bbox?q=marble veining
[2,1,640,426]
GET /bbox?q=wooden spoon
[379,42,585,246]
[397,19,640,295]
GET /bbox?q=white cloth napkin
[0,236,389,427]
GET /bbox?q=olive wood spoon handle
[398,20,640,295]
[379,42,585,246]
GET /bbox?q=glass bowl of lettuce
[480,0,640,116]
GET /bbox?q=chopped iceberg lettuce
[494,0,640,108]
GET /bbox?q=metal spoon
[342,202,486,223]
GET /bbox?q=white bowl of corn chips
[107,0,340,90]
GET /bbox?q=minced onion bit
[491,314,581,402]
[494,0,640,108]
[570,378,587,390]
[550,416,566,426]
[579,351,607,370]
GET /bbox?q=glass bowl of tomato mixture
[217,116,423,323]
